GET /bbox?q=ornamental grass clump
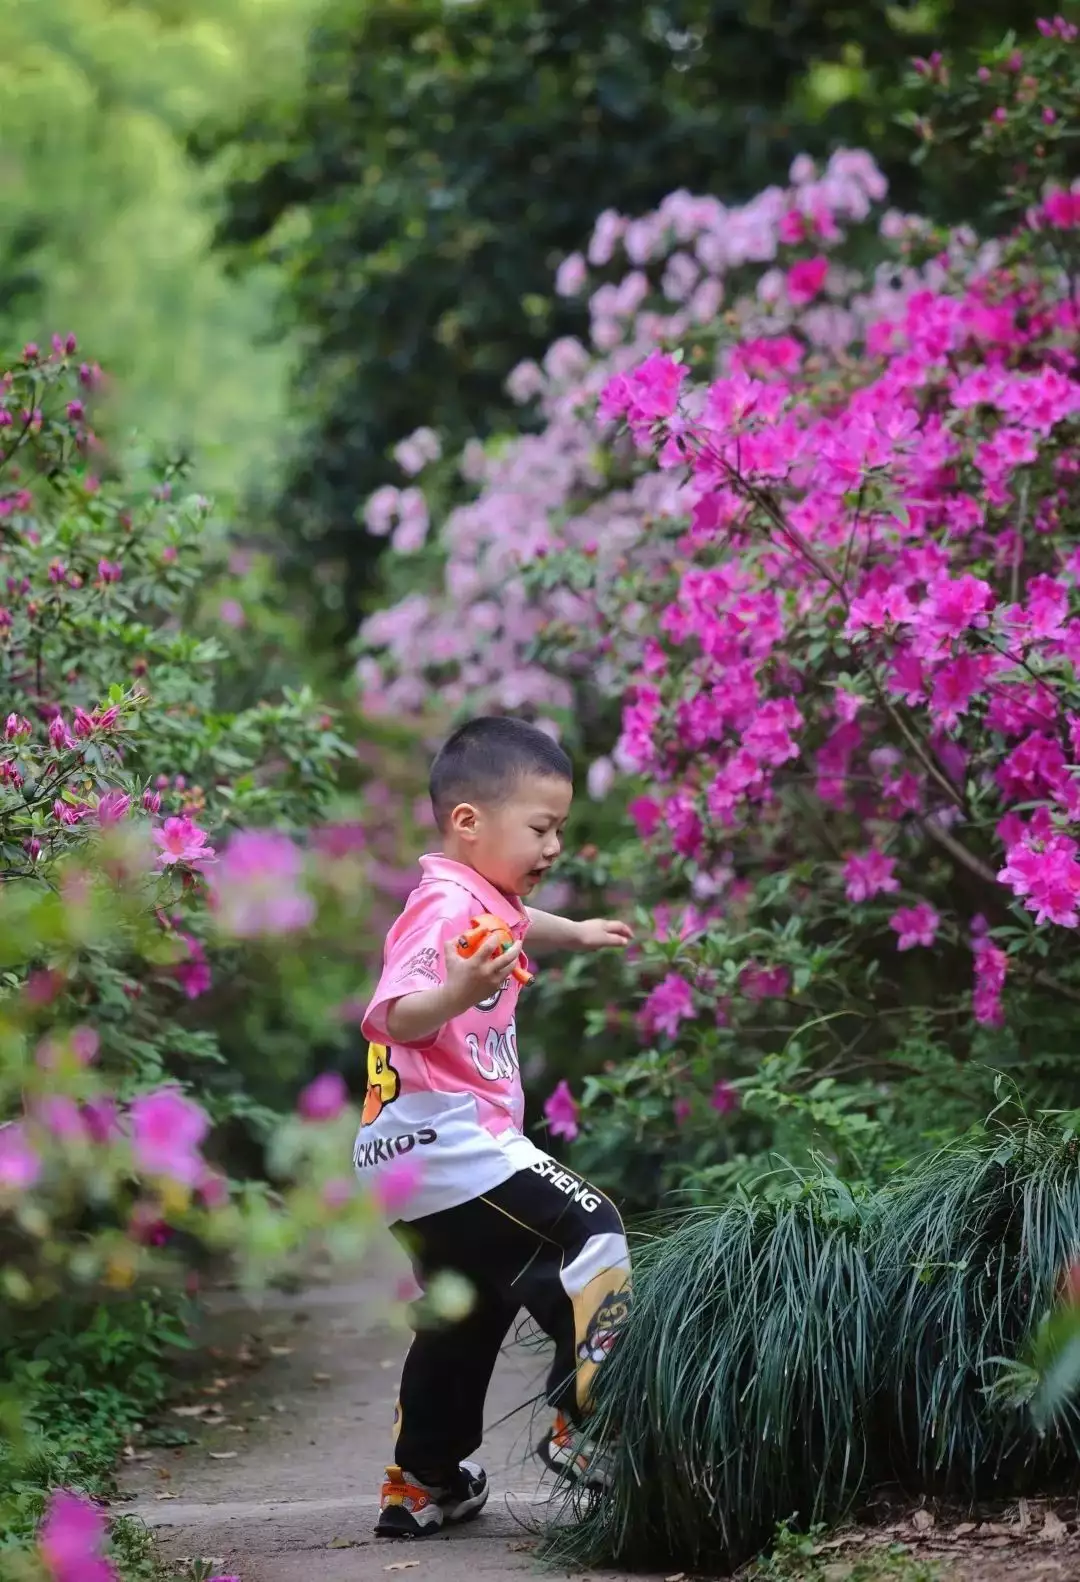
[549,1175,881,1575]
[549,1122,1080,1574]
[878,1123,1080,1498]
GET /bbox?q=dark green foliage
[220,0,1048,638]
[0,1294,189,1568]
[550,1122,1080,1574]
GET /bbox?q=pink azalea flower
[711,1081,739,1115]
[83,1097,122,1145]
[544,1079,580,1141]
[371,1154,424,1217]
[173,935,211,1000]
[672,1096,692,1126]
[640,972,696,1039]
[843,851,900,904]
[153,816,215,869]
[129,1088,210,1185]
[786,255,830,306]
[39,1489,116,1582]
[298,1072,348,1122]
[71,1026,100,1065]
[37,1096,89,1143]
[0,1122,41,1189]
[95,790,131,827]
[210,830,315,938]
[889,902,940,951]
[740,963,791,1000]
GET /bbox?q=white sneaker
[374,1461,489,1538]
[535,1411,612,1492]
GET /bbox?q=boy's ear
[449,801,480,840]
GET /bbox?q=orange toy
[456,912,533,986]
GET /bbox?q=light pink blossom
[543,1079,580,1141]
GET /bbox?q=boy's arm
[525,907,633,953]
[383,932,523,1043]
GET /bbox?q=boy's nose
[543,837,561,859]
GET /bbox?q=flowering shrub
[0,344,385,1575]
[356,27,1080,1207]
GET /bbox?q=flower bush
[0,344,386,1576]
[356,25,1080,1209]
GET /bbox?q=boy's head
[429,717,573,898]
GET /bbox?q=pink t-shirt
[355,854,547,1219]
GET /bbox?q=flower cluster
[358,30,1080,1163]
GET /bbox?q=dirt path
[112,1229,1080,1582]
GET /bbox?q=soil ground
[111,1230,1080,1582]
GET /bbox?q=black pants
[391,1159,631,1480]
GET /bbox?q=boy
[355,716,633,1539]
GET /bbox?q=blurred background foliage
[0,0,323,499]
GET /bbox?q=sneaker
[374,1460,488,1539]
[535,1410,612,1491]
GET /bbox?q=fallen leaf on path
[951,1523,976,1538]
[171,1406,208,1419]
[328,1537,358,1549]
[208,1451,238,1460]
[312,1372,332,1383]
[912,1509,935,1533]
[384,1563,419,1572]
[269,1345,294,1357]
[665,1573,686,1581]
[122,1449,153,1462]
[155,1494,178,1502]
[507,1543,534,1554]
[1042,1511,1067,1541]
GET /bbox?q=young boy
[355,716,633,1539]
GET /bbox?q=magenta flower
[95,790,131,827]
[371,1155,423,1217]
[740,963,791,1000]
[210,829,315,939]
[70,1025,100,1065]
[173,934,211,1000]
[153,816,215,869]
[38,1096,88,1143]
[83,1097,122,1145]
[298,1071,348,1122]
[843,850,900,904]
[544,1079,580,1141]
[889,902,940,951]
[639,972,696,1040]
[129,1088,210,1186]
[0,1122,41,1189]
[672,1096,692,1126]
[39,1490,116,1582]
[786,255,829,306]
[711,1081,740,1115]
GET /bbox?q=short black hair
[429,716,573,830]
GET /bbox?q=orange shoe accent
[380,1465,432,1513]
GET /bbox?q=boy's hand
[442,930,522,1012]
[575,918,634,952]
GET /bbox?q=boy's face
[451,773,572,899]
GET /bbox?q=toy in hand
[456,912,534,986]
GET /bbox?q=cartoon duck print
[362,1043,400,1125]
